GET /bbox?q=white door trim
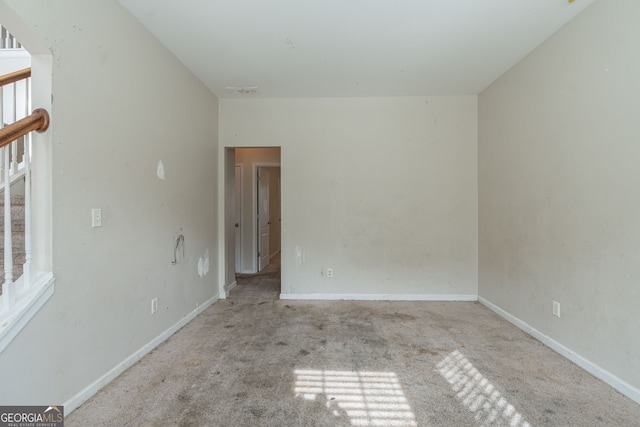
[251,162,280,273]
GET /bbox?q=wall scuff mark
[295,246,305,269]
[198,249,210,277]
[157,160,165,180]
[172,232,185,265]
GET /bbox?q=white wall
[223,148,235,293]
[266,167,281,258]
[0,50,29,75]
[0,0,219,407]
[479,0,640,398]
[221,97,477,298]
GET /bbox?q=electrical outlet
[91,208,102,228]
[553,301,561,318]
[151,298,158,314]
[326,268,333,278]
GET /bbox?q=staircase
[0,193,25,286]
[0,26,53,352]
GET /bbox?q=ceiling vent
[225,86,258,95]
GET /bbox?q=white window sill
[0,272,55,353]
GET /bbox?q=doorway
[229,148,281,280]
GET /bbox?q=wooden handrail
[0,68,30,87]
[0,68,47,148]
[0,109,49,149]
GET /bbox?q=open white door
[257,167,270,271]
[234,165,242,273]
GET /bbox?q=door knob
[235,223,239,227]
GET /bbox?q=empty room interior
[0,0,639,425]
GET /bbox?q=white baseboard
[478,296,640,405]
[225,280,237,293]
[279,293,478,301]
[64,293,219,414]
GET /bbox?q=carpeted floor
[67,256,640,426]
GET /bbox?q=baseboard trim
[64,293,219,414]
[478,296,640,405]
[224,280,237,294]
[279,293,478,301]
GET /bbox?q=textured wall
[0,0,220,406]
[221,96,477,298]
[479,0,640,395]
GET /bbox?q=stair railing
[0,67,49,311]
[1,26,22,50]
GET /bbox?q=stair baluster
[1,27,7,50]
[2,146,14,309]
[10,83,18,174]
[23,79,32,289]
[23,134,32,289]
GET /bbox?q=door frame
[218,147,281,300]
[234,164,244,273]
[252,162,280,273]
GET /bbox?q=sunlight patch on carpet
[294,369,417,426]
[437,350,531,427]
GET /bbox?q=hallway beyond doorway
[233,252,281,299]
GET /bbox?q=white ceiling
[119,0,596,98]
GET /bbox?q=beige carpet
[0,194,26,284]
[68,260,640,426]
